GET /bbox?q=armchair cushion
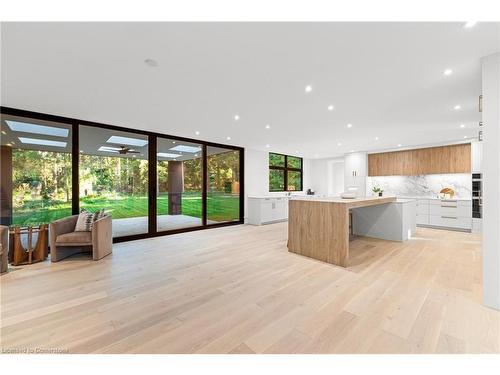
[56,231,92,245]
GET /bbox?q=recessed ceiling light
[375,137,379,141]
[464,21,477,29]
[327,105,334,111]
[107,136,148,147]
[1,130,6,135]
[170,145,201,153]
[234,115,240,121]
[337,142,342,146]
[453,105,461,110]
[226,136,231,140]
[397,144,402,147]
[132,155,136,158]
[464,135,468,139]
[443,69,453,76]
[305,85,312,93]
[195,131,200,135]
[144,58,158,67]
[347,123,353,128]
[157,152,182,158]
[6,120,69,137]
[172,141,176,144]
[18,137,67,148]
[266,144,270,148]
[265,124,270,129]
[460,124,466,128]
[350,150,355,153]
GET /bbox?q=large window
[1,114,72,226]
[157,138,202,231]
[1,108,243,241]
[269,153,303,192]
[79,126,149,237]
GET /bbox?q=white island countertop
[289,195,399,203]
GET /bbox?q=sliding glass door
[157,138,203,231]
[207,146,241,224]
[1,107,243,241]
[79,125,149,238]
[1,114,72,226]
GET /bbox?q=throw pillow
[74,211,95,232]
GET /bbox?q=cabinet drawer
[429,204,470,217]
[417,205,429,215]
[429,215,471,229]
[416,214,429,225]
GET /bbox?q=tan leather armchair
[49,214,112,262]
[1,225,8,273]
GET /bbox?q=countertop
[398,195,472,201]
[289,195,397,204]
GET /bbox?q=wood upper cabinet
[368,144,471,176]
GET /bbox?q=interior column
[0,145,13,226]
[168,161,183,215]
[482,52,500,310]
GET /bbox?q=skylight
[157,152,182,158]
[107,135,148,147]
[98,146,121,153]
[6,120,69,137]
[18,137,67,148]
[170,145,202,153]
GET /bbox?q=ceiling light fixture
[397,144,402,147]
[454,105,461,110]
[234,115,240,121]
[375,137,379,141]
[266,144,270,148]
[443,69,453,76]
[337,142,342,146]
[1,130,6,135]
[464,135,468,139]
[265,124,270,129]
[464,21,477,29]
[226,136,231,140]
[347,123,353,128]
[327,105,334,111]
[460,124,466,128]
[195,131,200,135]
[144,58,158,67]
[305,85,312,93]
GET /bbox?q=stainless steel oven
[472,173,482,218]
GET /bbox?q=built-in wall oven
[472,173,482,218]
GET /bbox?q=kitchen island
[288,196,415,267]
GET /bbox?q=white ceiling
[1,22,499,159]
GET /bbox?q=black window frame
[269,152,303,192]
[0,106,244,244]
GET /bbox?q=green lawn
[12,192,239,226]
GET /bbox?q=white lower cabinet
[415,198,472,231]
[247,197,288,225]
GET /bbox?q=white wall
[309,157,345,196]
[482,52,500,310]
[244,148,312,220]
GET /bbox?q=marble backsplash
[366,173,472,198]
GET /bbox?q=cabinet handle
[441,205,457,208]
[441,216,458,219]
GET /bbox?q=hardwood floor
[1,223,498,354]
